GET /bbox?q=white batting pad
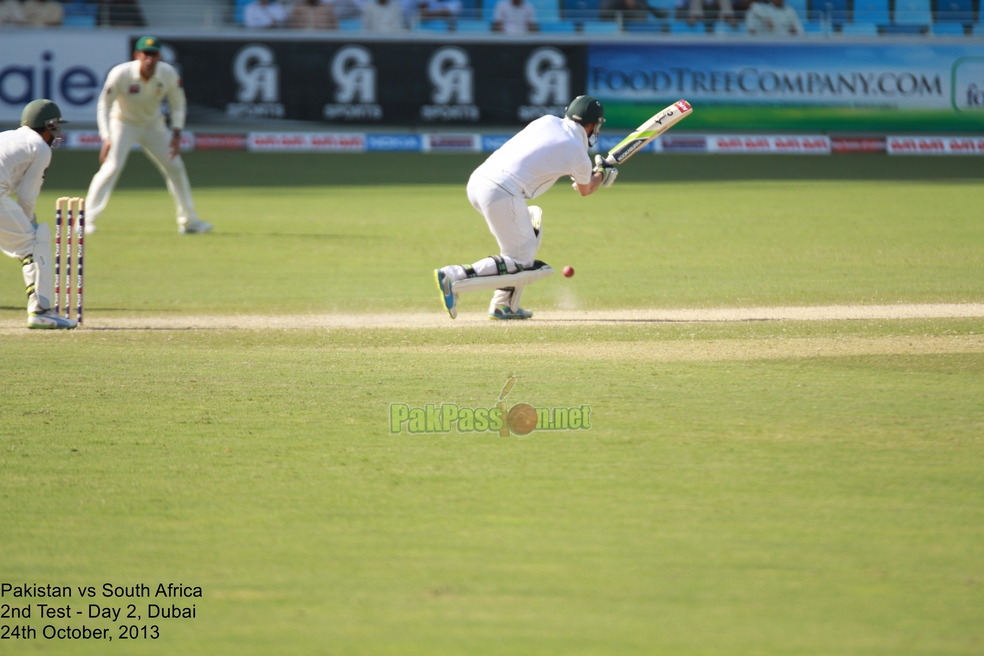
[451,264,555,294]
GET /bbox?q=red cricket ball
[562,266,574,278]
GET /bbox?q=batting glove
[593,154,618,188]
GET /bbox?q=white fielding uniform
[86,59,201,230]
[449,115,593,312]
[0,126,55,312]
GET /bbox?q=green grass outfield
[1,152,983,654]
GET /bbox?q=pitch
[1,152,982,655]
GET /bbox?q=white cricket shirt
[97,60,187,140]
[474,115,593,199]
[0,126,51,220]
[493,0,536,33]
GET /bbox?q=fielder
[434,95,616,320]
[85,36,212,235]
[0,99,76,329]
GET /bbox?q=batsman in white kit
[0,99,76,329]
[435,95,616,320]
[85,36,212,235]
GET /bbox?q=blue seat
[669,20,704,32]
[418,18,450,29]
[339,18,362,30]
[627,19,665,30]
[852,0,889,24]
[63,3,98,27]
[713,20,746,33]
[784,0,807,19]
[880,22,925,32]
[802,20,825,32]
[840,20,878,33]
[540,19,577,30]
[812,0,847,24]
[973,22,984,35]
[931,21,965,33]
[235,0,250,24]
[582,19,620,31]
[894,0,930,25]
[563,0,600,21]
[935,0,972,23]
[456,18,490,30]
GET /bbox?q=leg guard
[22,223,53,314]
[451,260,554,294]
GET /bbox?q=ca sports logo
[389,376,591,436]
[518,47,571,121]
[325,45,382,121]
[421,47,479,122]
[226,44,285,119]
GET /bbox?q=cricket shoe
[84,222,97,235]
[489,306,532,320]
[434,268,458,319]
[27,309,78,330]
[179,218,213,234]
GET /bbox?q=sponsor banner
[248,132,366,152]
[159,39,586,127]
[194,133,248,150]
[0,33,129,122]
[366,134,422,151]
[423,133,480,152]
[707,135,831,154]
[481,135,511,152]
[660,135,708,153]
[887,135,984,154]
[64,130,195,151]
[831,136,887,153]
[588,43,984,131]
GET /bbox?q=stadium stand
[894,0,932,26]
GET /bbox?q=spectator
[97,0,145,26]
[289,0,336,28]
[23,0,63,26]
[600,0,667,22]
[400,0,461,23]
[492,0,537,32]
[243,0,287,27]
[676,0,737,26]
[363,0,404,30]
[745,0,802,32]
[0,0,27,26]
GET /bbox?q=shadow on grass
[42,151,984,191]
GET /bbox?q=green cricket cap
[135,36,161,53]
[565,95,604,126]
[20,99,66,129]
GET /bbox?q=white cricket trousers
[465,173,541,310]
[0,194,53,313]
[86,117,200,227]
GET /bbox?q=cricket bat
[603,100,693,166]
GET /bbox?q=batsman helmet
[565,95,605,147]
[21,99,68,144]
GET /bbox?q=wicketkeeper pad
[451,260,554,294]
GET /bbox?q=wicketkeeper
[435,95,616,320]
[0,99,76,329]
[85,36,212,235]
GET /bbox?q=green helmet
[565,95,604,126]
[20,99,67,130]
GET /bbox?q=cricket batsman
[0,99,77,329]
[85,36,212,235]
[434,95,616,320]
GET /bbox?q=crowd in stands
[0,0,144,27]
[0,0,978,34]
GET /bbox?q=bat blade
[604,100,693,166]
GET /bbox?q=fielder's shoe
[179,218,213,234]
[434,268,457,319]
[27,309,78,330]
[84,222,97,235]
[489,306,533,320]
